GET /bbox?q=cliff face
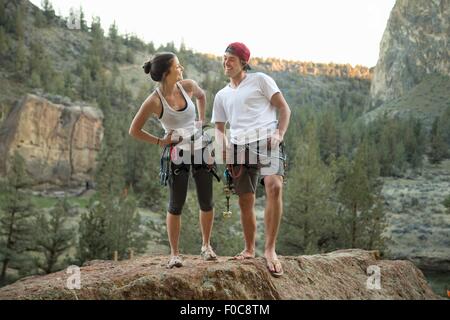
[0,250,440,300]
[370,0,450,108]
[0,94,103,187]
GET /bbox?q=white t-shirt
[211,72,280,145]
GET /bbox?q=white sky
[30,0,396,67]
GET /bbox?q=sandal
[200,246,218,261]
[229,250,255,260]
[167,255,183,269]
[265,258,283,277]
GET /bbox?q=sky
[30,0,397,67]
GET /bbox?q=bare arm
[270,92,291,142]
[129,94,164,146]
[182,79,206,122]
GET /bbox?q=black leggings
[168,162,214,215]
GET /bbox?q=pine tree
[41,0,55,25]
[0,26,8,56]
[147,41,155,54]
[34,8,46,28]
[33,198,75,274]
[14,38,27,80]
[319,110,340,164]
[105,195,148,260]
[0,0,6,28]
[14,1,24,40]
[108,21,119,42]
[0,152,35,285]
[428,117,449,164]
[79,66,92,100]
[95,113,126,197]
[79,6,88,32]
[279,121,335,255]
[77,200,109,262]
[337,140,386,250]
[77,195,149,262]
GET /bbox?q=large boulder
[0,249,440,300]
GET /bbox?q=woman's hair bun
[143,61,152,74]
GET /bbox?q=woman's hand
[158,131,183,147]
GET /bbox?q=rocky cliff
[0,94,103,187]
[0,250,440,300]
[370,0,450,109]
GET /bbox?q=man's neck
[230,72,247,88]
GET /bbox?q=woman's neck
[160,79,178,97]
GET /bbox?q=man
[212,42,291,277]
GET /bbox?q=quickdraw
[222,167,234,219]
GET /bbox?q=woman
[129,52,217,268]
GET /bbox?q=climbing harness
[159,125,221,186]
[221,141,289,219]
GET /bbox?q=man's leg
[263,175,283,274]
[238,192,257,258]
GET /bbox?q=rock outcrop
[0,94,103,187]
[0,250,440,300]
[370,0,450,108]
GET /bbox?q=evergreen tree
[0,152,35,285]
[337,140,386,250]
[33,198,75,274]
[41,0,55,25]
[95,112,126,197]
[77,200,109,262]
[77,195,149,262]
[14,39,27,81]
[0,0,6,28]
[34,8,46,28]
[428,117,449,164]
[0,26,8,56]
[14,1,24,40]
[279,121,335,255]
[79,6,88,32]
[147,41,155,54]
[319,110,340,164]
[79,66,92,100]
[104,196,149,260]
[108,21,119,42]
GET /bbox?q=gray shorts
[230,140,286,196]
[167,148,214,215]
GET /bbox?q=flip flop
[229,250,255,261]
[266,258,283,277]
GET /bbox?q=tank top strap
[176,82,191,101]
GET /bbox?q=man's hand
[194,120,204,130]
[267,129,284,150]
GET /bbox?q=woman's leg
[167,164,189,257]
[193,165,216,258]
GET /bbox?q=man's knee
[264,177,283,198]
[239,193,255,211]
